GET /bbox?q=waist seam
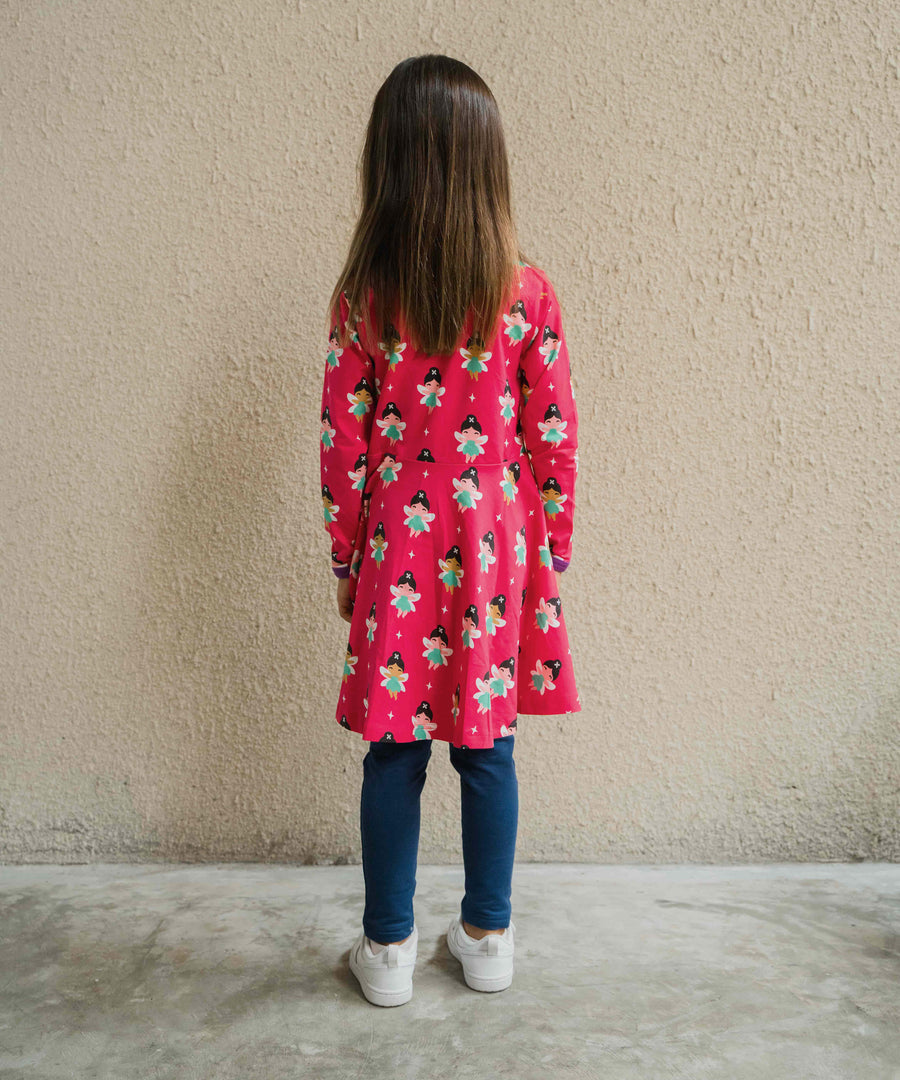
[367,454,528,466]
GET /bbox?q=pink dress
[319,263,580,748]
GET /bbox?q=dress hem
[515,702,582,717]
[336,698,581,747]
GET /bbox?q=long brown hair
[328,55,524,356]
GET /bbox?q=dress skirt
[335,437,581,749]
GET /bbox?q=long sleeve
[319,292,378,577]
[517,273,579,572]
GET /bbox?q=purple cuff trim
[332,564,351,579]
[551,555,570,573]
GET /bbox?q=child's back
[325,51,583,1006]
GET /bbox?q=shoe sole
[349,945,414,1007]
[446,925,514,992]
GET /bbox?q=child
[318,54,580,1007]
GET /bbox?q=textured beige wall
[2,1,898,864]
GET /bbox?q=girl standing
[318,54,580,1007]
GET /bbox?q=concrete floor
[1,863,898,1079]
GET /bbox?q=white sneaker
[349,924,418,1007]
[446,914,515,992]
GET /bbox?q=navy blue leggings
[360,734,518,944]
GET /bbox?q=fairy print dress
[319,263,581,748]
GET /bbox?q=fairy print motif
[348,452,367,493]
[539,325,560,368]
[403,489,435,535]
[499,461,520,504]
[326,326,343,368]
[473,670,493,713]
[377,453,402,484]
[390,570,421,617]
[366,601,377,643]
[422,625,452,669]
[451,683,461,724]
[537,541,553,569]
[412,700,437,739]
[452,467,482,511]
[514,525,527,565]
[478,531,497,574]
[417,366,446,412]
[484,594,507,636]
[461,604,482,649]
[342,642,358,682]
[379,650,409,698]
[346,314,362,346]
[531,657,561,694]
[369,520,388,567]
[454,413,489,462]
[350,546,364,578]
[460,335,491,379]
[417,447,435,462]
[378,324,407,370]
[537,403,568,445]
[347,376,375,420]
[502,300,532,343]
[438,545,464,592]
[320,406,336,449]
[322,484,339,525]
[376,401,406,445]
[535,596,562,633]
[498,379,516,422]
[488,657,516,699]
[540,476,568,518]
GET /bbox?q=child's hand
[337,577,354,623]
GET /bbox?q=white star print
[426,682,432,689]
[496,513,502,521]
[469,393,475,402]
[442,604,448,613]
[423,469,429,477]
[387,710,394,719]
[470,726,478,734]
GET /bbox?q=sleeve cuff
[332,563,351,578]
[551,554,570,573]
